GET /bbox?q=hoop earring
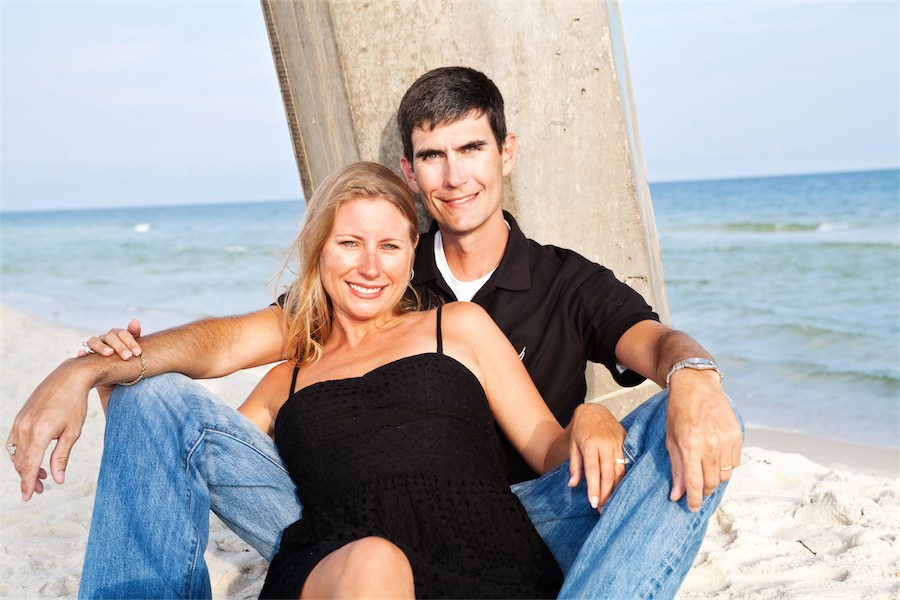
[409,268,415,280]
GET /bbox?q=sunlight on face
[319,196,417,324]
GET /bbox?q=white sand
[1,304,898,599]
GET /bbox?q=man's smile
[439,192,479,207]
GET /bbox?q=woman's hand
[78,319,143,360]
[567,403,628,512]
[77,320,142,412]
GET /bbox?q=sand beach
[1,304,898,599]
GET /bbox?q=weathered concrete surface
[260,0,667,416]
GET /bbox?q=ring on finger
[81,340,95,354]
[6,443,17,456]
[720,465,734,471]
[614,457,627,466]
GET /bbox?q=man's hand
[6,359,93,501]
[79,319,142,360]
[615,320,743,513]
[665,369,742,512]
[566,403,628,512]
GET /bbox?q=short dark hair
[397,66,507,162]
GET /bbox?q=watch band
[665,358,723,387]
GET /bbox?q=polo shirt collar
[414,210,531,293]
[489,211,531,291]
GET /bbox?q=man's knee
[725,393,745,435]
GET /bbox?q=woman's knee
[109,373,210,413]
[346,536,410,573]
[303,536,413,598]
[105,373,217,436]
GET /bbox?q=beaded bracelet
[119,354,147,387]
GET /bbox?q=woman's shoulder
[260,361,296,381]
[439,300,489,319]
[437,302,495,337]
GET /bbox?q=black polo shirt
[413,212,660,484]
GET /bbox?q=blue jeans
[80,373,737,599]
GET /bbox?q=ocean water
[652,169,899,449]
[1,169,898,448]
[0,200,304,332]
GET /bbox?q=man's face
[400,113,516,238]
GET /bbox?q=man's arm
[6,306,289,501]
[615,320,742,512]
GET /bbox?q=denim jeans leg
[558,390,737,599]
[79,374,300,599]
[512,462,600,575]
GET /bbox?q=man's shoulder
[523,235,610,277]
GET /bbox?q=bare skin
[300,537,414,599]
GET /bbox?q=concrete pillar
[260,0,668,417]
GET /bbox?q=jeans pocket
[623,432,639,468]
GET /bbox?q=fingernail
[134,347,142,356]
[123,352,132,360]
[590,495,599,509]
[103,349,113,356]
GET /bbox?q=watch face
[685,358,716,368]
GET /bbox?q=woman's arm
[237,362,296,438]
[442,303,626,510]
[8,306,292,501]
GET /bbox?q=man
[7,67,741,598]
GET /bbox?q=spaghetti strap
[288,365,300,400]
[435,305,444,355]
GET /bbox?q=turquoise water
[653,169,899,448]
[1,201,303,331]
[2,169,898,448]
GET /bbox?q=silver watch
[665,358,723,387]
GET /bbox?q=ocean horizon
[2,168,898,449]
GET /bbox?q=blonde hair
[279,162,421,365]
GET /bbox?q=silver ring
[81,340,95,354]
[614,457,627,465]
[720,466,734,471]
[6,443,17,456]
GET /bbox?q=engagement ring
[6,443,17,456]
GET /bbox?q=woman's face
[319,196,416,325]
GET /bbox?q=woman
[91,161,625,599]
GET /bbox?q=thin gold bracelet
[119,354,147,387]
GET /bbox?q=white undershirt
[433,230,496,302]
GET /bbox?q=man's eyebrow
[414,147,442,160]
[459,139,488,150]
[414,139,488,160]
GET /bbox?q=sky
[1,0,897,212]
